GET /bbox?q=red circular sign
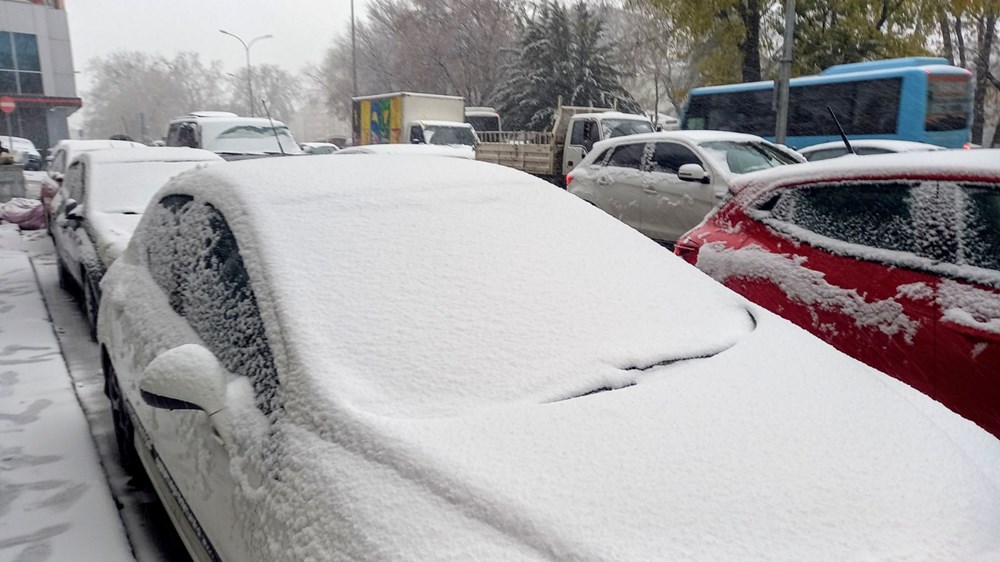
[0,96,15,114]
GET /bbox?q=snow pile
[103,155,1000,560]
[939,279,1000,334]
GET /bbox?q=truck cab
[406,121,479,148]
[562,112,655,173]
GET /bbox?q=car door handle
[643,186,657,194]
[597,176,612,186]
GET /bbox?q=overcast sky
[65,0,373,95]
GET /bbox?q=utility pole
[351,0,358,97]
[775,0,794,145]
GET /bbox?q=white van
[166,111,303,159]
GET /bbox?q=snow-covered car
[567,130,804,245]
[6,136,42,170]
[97,155,1000,562]
[42,139,148,228]
[50,147,222,337]
[166,112,304,160]
[675,149,1000,437]
[335,143,475,159]
[300,141,339,155]
[798,139,947,161]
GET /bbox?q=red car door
[697,181,942,397]
[933,182,1000,436]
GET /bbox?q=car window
[65,161,85,203]
[570,120,585,146]
[146,195,280,415]
[769,183,921,255]
[804,148,847,161]
[699,140,796,174]
[956,184,1000,272]
[650,142,702,174]
[606,143,645,170]
[51,149,66,173]
[855,146,895,156]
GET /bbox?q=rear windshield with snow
[200,123,303,155]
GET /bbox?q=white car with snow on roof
[50,147,222,339]
[98,155,1000,561]
[798,138,947,161]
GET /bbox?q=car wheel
[82,271,98,341]
[107,361,142,476]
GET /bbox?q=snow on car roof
[51,139,147,152]
[335,144,474,158]
[84,146,222,165]
[572,111,651,120]
[730,148,1000,199]
[799,139,947,154]
[135,155,1000,559]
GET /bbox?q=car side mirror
[678,163,709,184]
[64,199,84,220]
[52,171,64,184]
[139,344,229,414]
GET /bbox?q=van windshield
[602,119,654,138]
[200,122,304,155]
[423,125,478,147]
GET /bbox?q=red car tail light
[565,174,574,188]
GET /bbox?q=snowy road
[0,225,190,562]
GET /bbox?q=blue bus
[680,57,973,149]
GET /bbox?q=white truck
[352,92,478,149]
[475,104,654,185]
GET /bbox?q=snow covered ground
[0,223,187,562]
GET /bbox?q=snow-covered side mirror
[678,163,709,184]
[140,344,228,414]
[65,199,84,221]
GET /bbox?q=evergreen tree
[493,1,639,131]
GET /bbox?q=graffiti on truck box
[356,97,403,145]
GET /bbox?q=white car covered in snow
[50,147,223,337]
[567,130,805,246]
[98,155,1000,562]
[798,139,948,161]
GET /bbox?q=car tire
[82,270,98,342]
[107,360,143,477]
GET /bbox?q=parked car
[675,150,1000,437]
[300,142,339,155]
[50,147,222,337]
[41,139,147,227]
[5,136,42,170]
[567,130,804,245]
[798,139,947,161]
[98,155,1000,562]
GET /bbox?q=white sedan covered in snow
[798,139,948,161]
[50,147,223,337]
[98,155,1000,561]
[567,130,804,245]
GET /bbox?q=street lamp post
[219,30,273,117]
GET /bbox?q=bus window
[926,74,972,131]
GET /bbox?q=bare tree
[226,64,301,122]
[83,51,226,141]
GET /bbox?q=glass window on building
[0,32,42,94]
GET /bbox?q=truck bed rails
[475,131,558,176]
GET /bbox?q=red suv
[676,150,1000,437]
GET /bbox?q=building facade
[0,0,79,152]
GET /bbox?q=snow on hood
[154,155,754,420]
[87,155,222,214]
[139,155,1000,560]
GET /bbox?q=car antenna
[261,99,286,156]
[827,106,855,155]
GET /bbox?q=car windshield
[698,140,798,174]
[423,125,478,147]
[201,123,304,155]
[602,119,654,138]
